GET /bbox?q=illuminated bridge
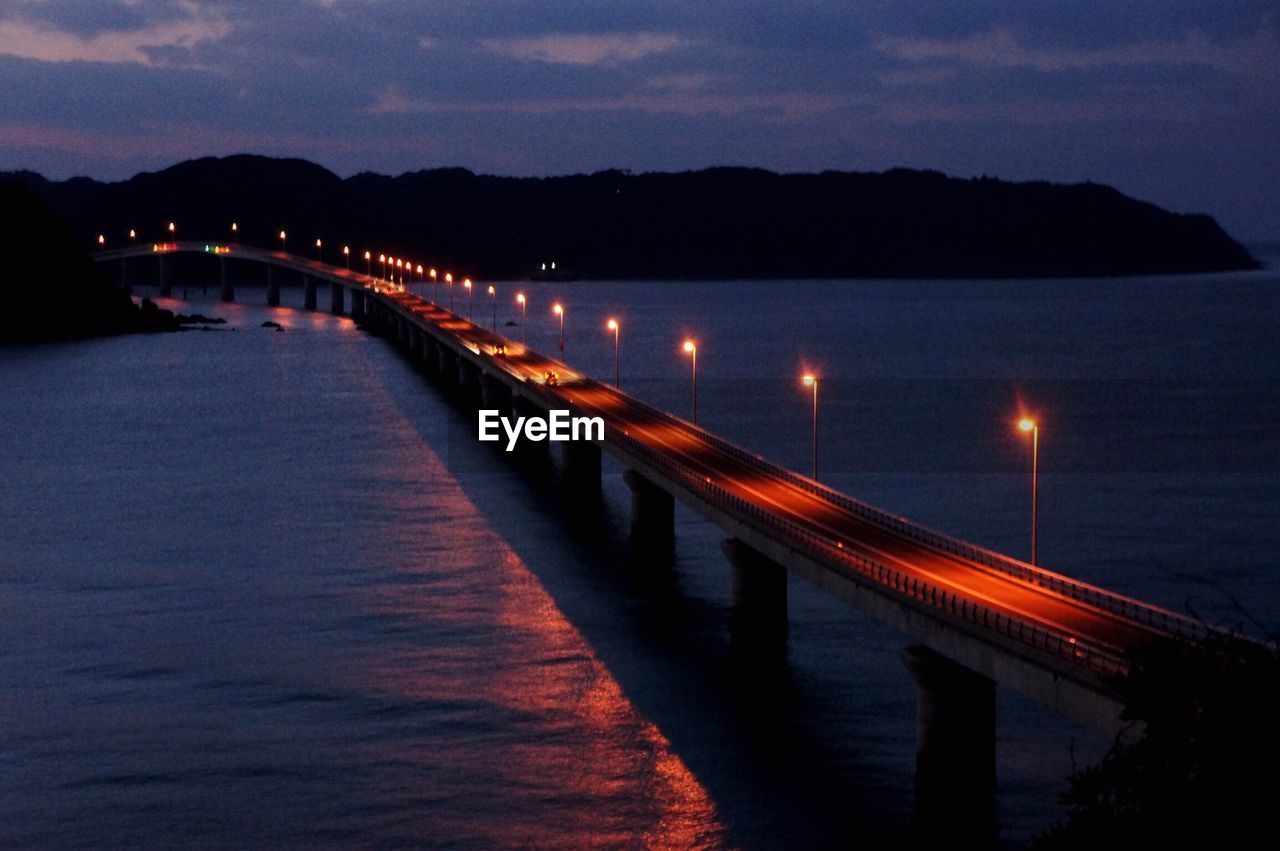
[94,241,1223,827]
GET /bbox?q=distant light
[445,272,453,283]
[316,238,323,248]
[682,340,696,353]
[429,267,437,279]
[279,230,287,240]
[364,250,371,260]
[168,222,175,233]
[379,253,385,262]
[516,292,525,304]
[463,278,471,290]
[553,303,563,315]
[487,284,495,295]
[1019,418,1036,432]
[97,234,105,245]
[129,228,136,239]
[417,264,424,274]
[607,318,618,330]
[802,374,816,386]
[231,222,237,232]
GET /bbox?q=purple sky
[1,1,1277,239]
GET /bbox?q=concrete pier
[561,440,601,489]
[220,258,233,302]
[723,538,788,644]
[303,275,316,310]
[158,254,171,297]
[624,469,674,552]
[330,281,343,315]
[902,645,996,842]
[266,267,280,306]
[350,288,365,321]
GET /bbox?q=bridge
[95,240,1220,831]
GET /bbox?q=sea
[2,260,1277,847]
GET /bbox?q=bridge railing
[604,421,1132,683]
[600,388,1209,644]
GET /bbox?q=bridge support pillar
[303,275,316,310]
[480,373,512,417]
[220,257,234,302]
[350,289,365,321]
[561,440,601,490]
[266,267,280,306]
[624,469,674,553]
[120,258,131,297]
[457,359,481,404]
[437,347,459,389]
[158,254,171,297]
[421,336,440,375]
[330,282,344,315]
[723,539,788,645]
[902,645,996,842]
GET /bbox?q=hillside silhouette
[0,179,176,341]
[9,155,1258,280]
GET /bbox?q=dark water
[2,266,1278,848]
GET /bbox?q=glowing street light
[445,272,454,310]
[607,319,620,387]
[1018,417,1040,565]
[463,278,473,318]
[279,230,287,251]
[315,238,323,261]
[343,245,350,270]
[379,253,386,281]
[802,374,819,479]
[487,284,497,330]
[516,292,526,344]
[553,303,565,353]
[429,267,437,304]
[230,222,238,242]
[129,228,137,242]
[97,234,105,247]
[364,250,372,278]
[396,258,404,289]
[682,340,698,424]
[168,222,176,236]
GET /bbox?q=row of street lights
[101,222,1043,566]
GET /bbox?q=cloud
[368,83,844,120]
[875,25,1280,79]
[0,9,231,66]
[479,31,685,66]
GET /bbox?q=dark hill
[0,179,176,342]
[8,155,1258,280]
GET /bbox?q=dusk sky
[2,1,1277,239]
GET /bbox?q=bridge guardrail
[606,389,1209,644]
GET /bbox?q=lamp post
[607,319,620,387]
[168,222,176,237]
[343,245,350,270]
[1018,418,1040,565]
[279,230,287,252]
[464,278,473,319]
[445,272,454,311]
[364,251,371,278]
[516,292,526,344]
[229,222,237,243]
[488,285,497,330]
[682,340,698,424]
[315,238,323,261]
[129,228,137,242]
[428,268,437,304]
[379,254,386,281]
[802,374,819,479]
[553,303,565,353]
[97,234,105,247]
[416,265,424,299]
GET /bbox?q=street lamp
[487,284,496,330]
[129,228,136,242]
[516,292,526,344]
[230,222,237,242]
[1018,418,1040,565]
[802,374,819,479]
[364,250,372,278]
[316,238,323,261]
[463,278,473,318]
[553,303,565,353]
[397,258,404,289]
[343,245,350,269]
[279,230,287,252]
[445,272,454,310]
[97,234,105,247]
[428,267,437,304]
[682,340,698,424]
[168,222,176,236]
[607,319,620,387]
[379,254,386,281]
